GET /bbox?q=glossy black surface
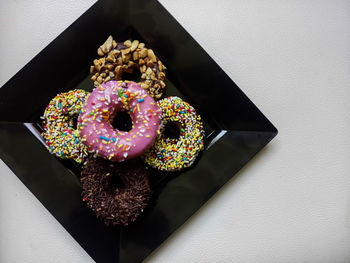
[0,0,277,262]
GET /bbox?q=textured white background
[1,0,350,262]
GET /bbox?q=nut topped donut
[42,89,90,163]
[78,80,161,162]
[142,96,205,171]
[90,35,166,100]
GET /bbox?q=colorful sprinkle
[99,136,110,141]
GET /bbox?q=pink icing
[78,80,161,162]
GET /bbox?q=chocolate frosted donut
[90,35,166,100]
[81,156,152,226]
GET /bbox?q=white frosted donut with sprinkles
[78,80,161,162]
[142,96,204,171]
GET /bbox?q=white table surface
[1,0,350,262]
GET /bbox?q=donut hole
[163,122,181,139]
[121,69,141,82]
[68,114,79,130]
[112,111,133,132]
[109,175,126,189]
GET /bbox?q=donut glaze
[78,80,161,162]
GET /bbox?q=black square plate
[0,0,277,262]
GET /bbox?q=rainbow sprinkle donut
[78,80,161,162]
[142,96,204,171]
[42,89,89,163]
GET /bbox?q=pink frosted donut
[78,80,161,162]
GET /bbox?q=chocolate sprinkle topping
[81,156,152,226]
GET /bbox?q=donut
[78,80,161,162]
[90,35,166,100]
[42,89,90,163]
[81,156,152,226]
[142,96,205,171]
